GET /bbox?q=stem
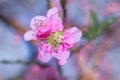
[60,0,66,23]
[58,64,62,76]
[0,60,33,65]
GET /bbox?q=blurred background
[0,0,120,80]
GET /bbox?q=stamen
[46,31,63,50]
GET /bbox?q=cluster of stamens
[46,31,63,50]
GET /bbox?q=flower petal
[47,7,63,32]
[30,16,46,31]
[24,30,37,41]
[38,42,53,62]
[47,7,58,18]
[50,16,63,32]
[63,27,82,45]
[36,29,51,39]
[53,45,70,65]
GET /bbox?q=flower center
[46,31,63,50]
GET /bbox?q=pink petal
[50,16,63,32]
[30,16,46,31]
[38,42,53,62]
[36,29,51,39]
[47,7,63,32]
[53,45,70,65]
[63,27,82,45]
[38,50,52,63]
[47,7,58,18]
[24,30,37,41]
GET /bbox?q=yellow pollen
[46,31,63,50]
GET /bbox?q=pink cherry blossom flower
[24,7,63,41]
[24,7,82,65]
[38,27,82,65]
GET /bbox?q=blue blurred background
[0,0,120,80]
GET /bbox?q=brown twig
[60,0,66,23]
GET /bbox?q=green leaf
[89,10,98,40]
[97,17,117,36]
[82,32,89,38]
[90,10,98,30]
